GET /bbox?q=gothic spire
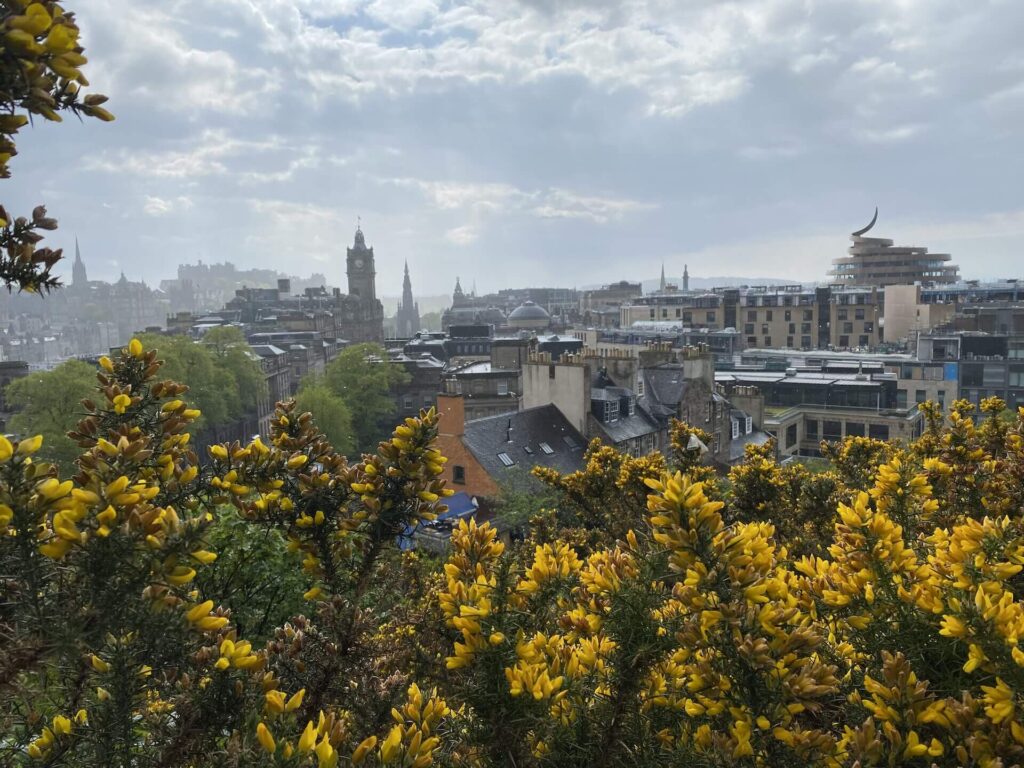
[659,263,666,292]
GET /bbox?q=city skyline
[7,0,1024,293]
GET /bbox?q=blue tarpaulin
[397,492,478,550]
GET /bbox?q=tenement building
[829,209,960,287]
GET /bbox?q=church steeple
[659,263,666,292]
[72,236,88,288]
[396,260,421,337]
[683,263,689,291]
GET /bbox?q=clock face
[354,258,364,269]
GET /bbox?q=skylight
[497,452,515,466]
[539,442,555,455]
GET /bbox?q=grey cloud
[5,0,1021,296]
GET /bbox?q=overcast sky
[8,0,1024,295]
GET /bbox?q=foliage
[5,358,94,470]
[7,345,1024,767]
[293,377,356,455]
[135,332,264,431]
[321,343,411,452]
[202,326,267,414]
[1,0,112,292]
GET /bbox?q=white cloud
[444,224,479,245]
[383,176,653,222]
[143,195,193,215]
[84,131,284,178]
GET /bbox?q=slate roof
[462,405,586,479]
[590,409,660,444]
[639,364,691,423]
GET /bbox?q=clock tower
[346,225,376,303]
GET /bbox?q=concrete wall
[521,360,591,436]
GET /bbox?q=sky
[8,0,1024,296]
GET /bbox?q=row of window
[652,309,717,322]
[746,309,815,322]
[804,419,890,442]
[745,336,815,349]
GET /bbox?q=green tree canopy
[5,358,95,470]
[201,326,266,420]
[322,343,410,451]
[293,376,355,455]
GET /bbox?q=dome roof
[508,301,550,321]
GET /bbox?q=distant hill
[639,276,796,292]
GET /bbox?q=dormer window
[745,416,752,434]
[732,420,739,439]
[627,397,636,416]
[637,378,645,396]
[604,400,620,422]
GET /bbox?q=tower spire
[659,263,666,292]
[683,263,689,291]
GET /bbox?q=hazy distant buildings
[829,209,960,287]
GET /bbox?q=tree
[202,326,267,420]
[1,1,112,293]
[322,343,410,451]
[6,335,1024,767]
[293,376,355,454]
[5,359,95,470]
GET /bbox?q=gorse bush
[4,340,1024,767]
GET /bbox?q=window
[523,446,534,455]
[843,322,854,334]
[539,442,555,455]
[745,416,752,434]
[855,308,865,320]
[806,419,819,440]
[788,323,796,334]
[764,336,772,347]
[403,396,413,409]
[839,335,850,347]
[604,400,620,422]
[915,389,926,404]
[801,323,811,333]
[675,308,681,318]
[732,420,739,439]
[801,336,812,349]
[683,312,692,323]
[497,380,509,396]
[761,323,769,334]
[637,378,645,396]
[744,324,755,335]
[747,336,757,346]
[786,336,794,348]
[766,310,773,321]
[784,310,792,322]
[937,389,946,409]
[823,420,842,441]
[803,310,813,321]
[837,309,848,321]
[627,397,636,416]
[453,465,466,484]
[846,422,865,437]
[706,311,716,323]
[869,424,890,441]
[497,452,515,467]
[562,435,580,449]
[897,390,907,409]
[785,423,797,448]
[549,364,556,379]
[864,322,874,333]
[858,335,869,347]
[747,310,757,321]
